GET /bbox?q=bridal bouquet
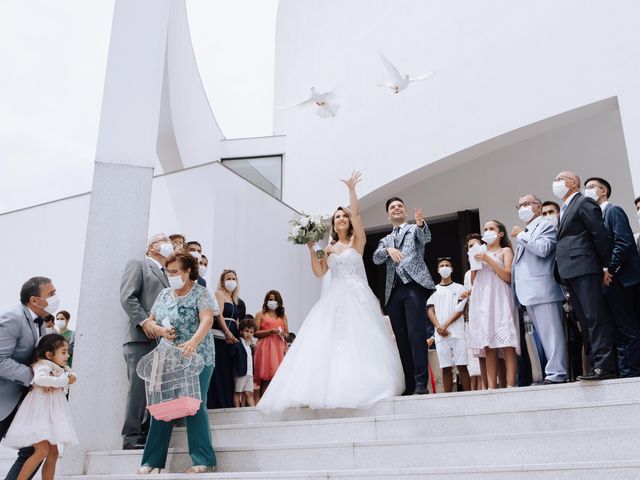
[288,213,331,258]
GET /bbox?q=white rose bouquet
[288,213,331,258]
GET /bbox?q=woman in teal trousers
[136,251,217,474]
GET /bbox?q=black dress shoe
[542,379,566,385]
[413,387,428,395]
[576,368,617,381]
[123,442,146,450]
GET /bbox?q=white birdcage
[136,339,205,421]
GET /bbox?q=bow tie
[34,317,44,328]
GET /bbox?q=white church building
[1,1,640,477]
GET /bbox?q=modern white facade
[3,0,640,324]
[274,0,640,229]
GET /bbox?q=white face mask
[40,294,60,316]
[267,300,279,311]
[544,215,559,227]
[583,187,599,201]
[189,251,202,261]
[518,206,535,223]
[636,210,640,225]
[552,180,570,199]
[481,231,498,245]
[168,274,185,291]
[438,266,452,279]
[224,280,237,292]
[199,265,207,277]
[55,320,66,330]
[159,243,174,258]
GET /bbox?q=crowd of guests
[426,172,640,393]
[118,234,294,473]
[2,169,640,477]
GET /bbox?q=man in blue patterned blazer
[373,197,435,394]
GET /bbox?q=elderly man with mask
[584,177,640,377]
[511,194,568,384]
[119,233,171,450]
[0,276,59,480]
[552,171,615,380]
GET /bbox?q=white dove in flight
[277,86,340,118]
[377,52,435,94]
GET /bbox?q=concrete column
[60,0,171,474]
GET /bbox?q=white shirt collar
[146,256,163,270]
[600,201,610,211]
[564,191,580,206]
[27,307,39,321]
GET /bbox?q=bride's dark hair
[330,207,354,244]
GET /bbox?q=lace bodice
[327,248,367,282]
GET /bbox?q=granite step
[170,398,640,448]
[207,377,640,425]
[83,426,640,475]
[57,460,640,479]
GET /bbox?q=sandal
[136,465,162,474]
[185,465,213,473]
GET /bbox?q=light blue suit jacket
[0,304,38,421]
[512,216,564,307]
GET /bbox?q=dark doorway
[363,210,481,307]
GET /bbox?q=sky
[0,0,278,214]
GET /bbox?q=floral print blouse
[150,284,218,366]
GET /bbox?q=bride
[258,171,405,412]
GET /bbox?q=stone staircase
[3,378,640,479]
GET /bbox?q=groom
[373,197,435,395]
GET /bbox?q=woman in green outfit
[136,251,218,474]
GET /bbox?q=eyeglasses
[554,175,576,182]
[515,201,541,210]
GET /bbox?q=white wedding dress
[258,248,405,413]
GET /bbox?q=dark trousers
[1,396,39,480]
[565,273,616,373]
[207,338,234,409]
[604,281,640,377]
[122,341,156,447]
[387,280,430,393]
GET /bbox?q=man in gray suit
[373,197,435,395]
[1,277,59,480]
[120,233,171,449]
[511,194,568,384]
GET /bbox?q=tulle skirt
[3,386,78,448]
[257,276,404,413]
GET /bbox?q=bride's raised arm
[307,241,329,277]
[340,171,366,254]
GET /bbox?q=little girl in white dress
[3,333,79,480]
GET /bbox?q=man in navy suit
[634,196,640,252]
[552,171,615,380]
[584,177,640,377]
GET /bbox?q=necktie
[393,226,401,247]
[34,317,43,336]
[560,203,567,220]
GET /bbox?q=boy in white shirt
[233,317,256,407]
[427,258,471,392]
